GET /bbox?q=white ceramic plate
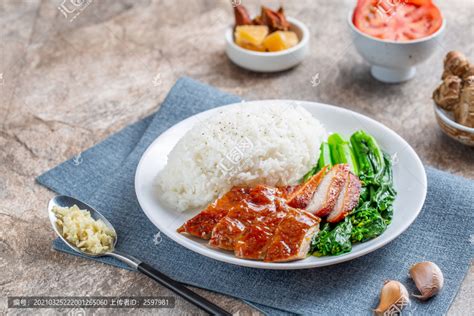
[135,100,427,270]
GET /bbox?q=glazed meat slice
[264,208,320,262]
[209,203,259,250]
[306,164,350,217]
[277,184,301,200]
[234,199,289,260]
[327,173,361,223]
[209,185,281,251]
[177,187,249,239]
[286,166,327,209]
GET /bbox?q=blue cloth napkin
[38,77,473,315]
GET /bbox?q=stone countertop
[1,0,473,315]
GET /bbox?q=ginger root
[442,51,471,79]
[433,75,462,111]
[454,76,474,127]
[433,51,474,128]
[462,63,474,81]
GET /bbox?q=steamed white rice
[155,103,326,211]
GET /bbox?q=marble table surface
[1,0,473,314]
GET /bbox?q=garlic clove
[409,261,444,301]
[374,280,410,316]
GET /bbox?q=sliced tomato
[353,0,443,41]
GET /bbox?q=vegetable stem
[318,142,332,171]
[327,133,359,174]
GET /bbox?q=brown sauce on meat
[177,187,250,239]
[234,199,289,259]
[264,208,319,262]
[210,185,285,251]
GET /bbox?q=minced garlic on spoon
[53,205,116,254]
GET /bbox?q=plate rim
[135,99,427,270]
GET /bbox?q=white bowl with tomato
[349,0,445,83]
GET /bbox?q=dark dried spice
[233,5,252,26]
[260,6,290,32]
[252,15,263,25]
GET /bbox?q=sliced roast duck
[287,164,361,222]
[178,164,360,262]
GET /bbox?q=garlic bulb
[409,261,444,300]
[374,280,410,316]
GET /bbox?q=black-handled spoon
[48,195,231,316]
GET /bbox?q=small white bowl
[225,17,309,72]
[348,10,446,83]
